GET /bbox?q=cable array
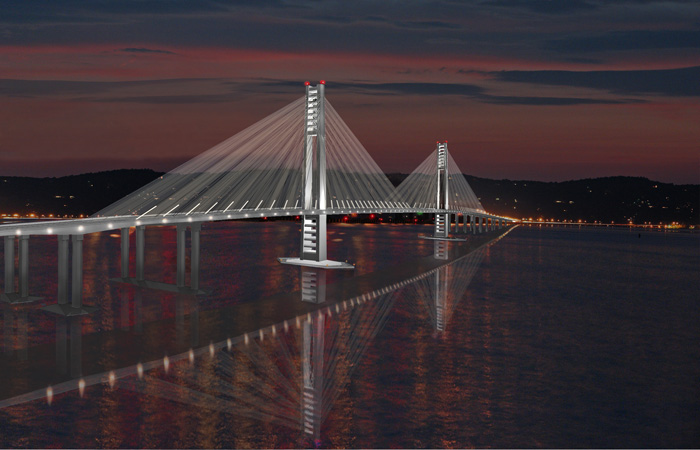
[395,147,484,212]
[95,97,403,218]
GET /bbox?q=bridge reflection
[0,227,516,442]
[111,245,486,441]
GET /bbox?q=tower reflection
[115,245,484,440]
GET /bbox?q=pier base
[419,235,467,242]
[0,293,43,304]
[109,277,207,295]
[43,303,97,317]
[278,257,354,270]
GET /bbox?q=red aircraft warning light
[304,81,310,86]
[319,80,326,84]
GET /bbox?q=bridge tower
[419,141,466,242]
[301,81,327,262]
[435,142,450,239]
[279,81,353,269]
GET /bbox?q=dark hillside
[0,169,162,217]
[1,170,697,224]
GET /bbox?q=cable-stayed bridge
[0,81,513,315]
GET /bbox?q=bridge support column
[113,223,203,294]
[3,236,14,296]
[120,227,129,278]
[71,235,83,309]
[57,235,69,305]
[191,223,201,291]
[176,224,186,287]
[302,214,327,262]
[43,234,96,316]
[434,213,449,238]
[17,236,28,298]
[2,235,41,304]
[135,226,145,281]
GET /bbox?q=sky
[1,0,698,183]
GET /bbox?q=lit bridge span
[0,81,513,315]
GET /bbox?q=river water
[0,222,698,448]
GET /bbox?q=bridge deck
[0,207,505,237]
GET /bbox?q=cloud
[486,0,598,14]
[94,93,246,104]
[0,77,657,106]
[259,79,638,105]
[479,95,641,106]
[491,66,700,97]
[546,30,700,53]
[0,78,207,98]
[118,47,177,55]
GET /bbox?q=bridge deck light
[78,225,84,232]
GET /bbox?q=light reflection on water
[0,223,698,448]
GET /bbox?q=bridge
[0,81,513,315]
